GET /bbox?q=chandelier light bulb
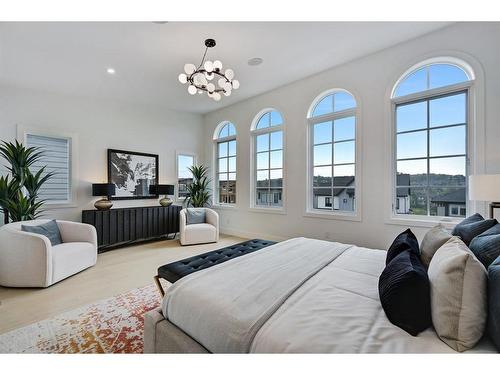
[232,79,240,89]
[224,90,231,96]
[218,78,226,87]
[205,72,214,80]
[213,60,223,71]
[178,73,187,84]
[213,92,222,101]
[223,81,232,91]
[206,83,215,93]
[184,63,196,75]
[225,69,234,80]
[204,60,214,73]
[199,74,208,86]
[188,85,197,95]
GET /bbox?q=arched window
[391,59,473,218]
[307,90,357,214]
[214,122,237,205]
[251,109,284,208]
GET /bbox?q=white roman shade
[26,134,71,203]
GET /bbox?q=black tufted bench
[154,239,276,296]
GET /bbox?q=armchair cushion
[51,242,97,284]
[186,208,206,225]
[22,219,62,246]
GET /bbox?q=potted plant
[0,140,53,224]
[185,165,211,208]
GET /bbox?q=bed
[143,237,496,353]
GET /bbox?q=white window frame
[389,58,475,226]
[175,151,197,202]
[305,89,361,221]
[212,121,237,207]
[249,108,286,214]
[17,125,78,208]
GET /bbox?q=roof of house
[314,176,355,197]
[396,174,410,196]
[430,188,466,204]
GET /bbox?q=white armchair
[0,219,98,287]
[179,208,219,246]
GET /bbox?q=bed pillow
[488,256,500,352]
[386,228,419,265]
[21,219,62,246]
[427,237,488,352]
[186,208,206,225]
[451,213,497,245]
[469,223,500,268]
[379,249,432,336]
[420,224,452,268]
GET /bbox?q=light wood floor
[0,234,246,335]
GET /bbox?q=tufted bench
[154,239,276,296]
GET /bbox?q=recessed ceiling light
[248,57,263,66]
[106,68,116,75]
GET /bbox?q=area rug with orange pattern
[0,284,161,353]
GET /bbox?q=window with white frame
[177,154,195,200]
[392,61,472,218]
[214,122,237,204]
[308,90,357,213]
[252,110,284,208]
[25,133,72,203]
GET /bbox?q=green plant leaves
[0,141,52,223]
[185,164,212,208]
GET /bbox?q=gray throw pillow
[451,214,497,245]
[22,219,62,246]
[186,208,206,225]
[420,224,452,268]
[428,237,488,352]
[469,223,500,268]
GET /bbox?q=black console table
[82,205,182,252]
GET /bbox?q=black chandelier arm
[188,68,231,83]
[192,85,227,94]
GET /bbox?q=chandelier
[178,39,239,101]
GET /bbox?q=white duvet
[162,237,496,353]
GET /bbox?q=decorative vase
[94,198,113,210]
[159,197,173,207]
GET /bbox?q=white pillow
[427,236,488,352]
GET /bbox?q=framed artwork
[107,149,159,200]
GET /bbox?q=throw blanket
[162,237,351,353]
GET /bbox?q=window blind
[26,134,71,202]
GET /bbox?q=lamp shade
[469,174,500,202]
[92,183,115,197]
[149,184,174,195]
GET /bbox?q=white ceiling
[0,22,452,114]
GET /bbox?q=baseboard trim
[219,227,288,242]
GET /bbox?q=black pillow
[386,228,419,265]
[469,223,500,268]
[379,249,432,336]
[452,214,497,246]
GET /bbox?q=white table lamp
[469,174,500,218]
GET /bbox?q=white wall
[203,22,500,249]
[0,85,204,223]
